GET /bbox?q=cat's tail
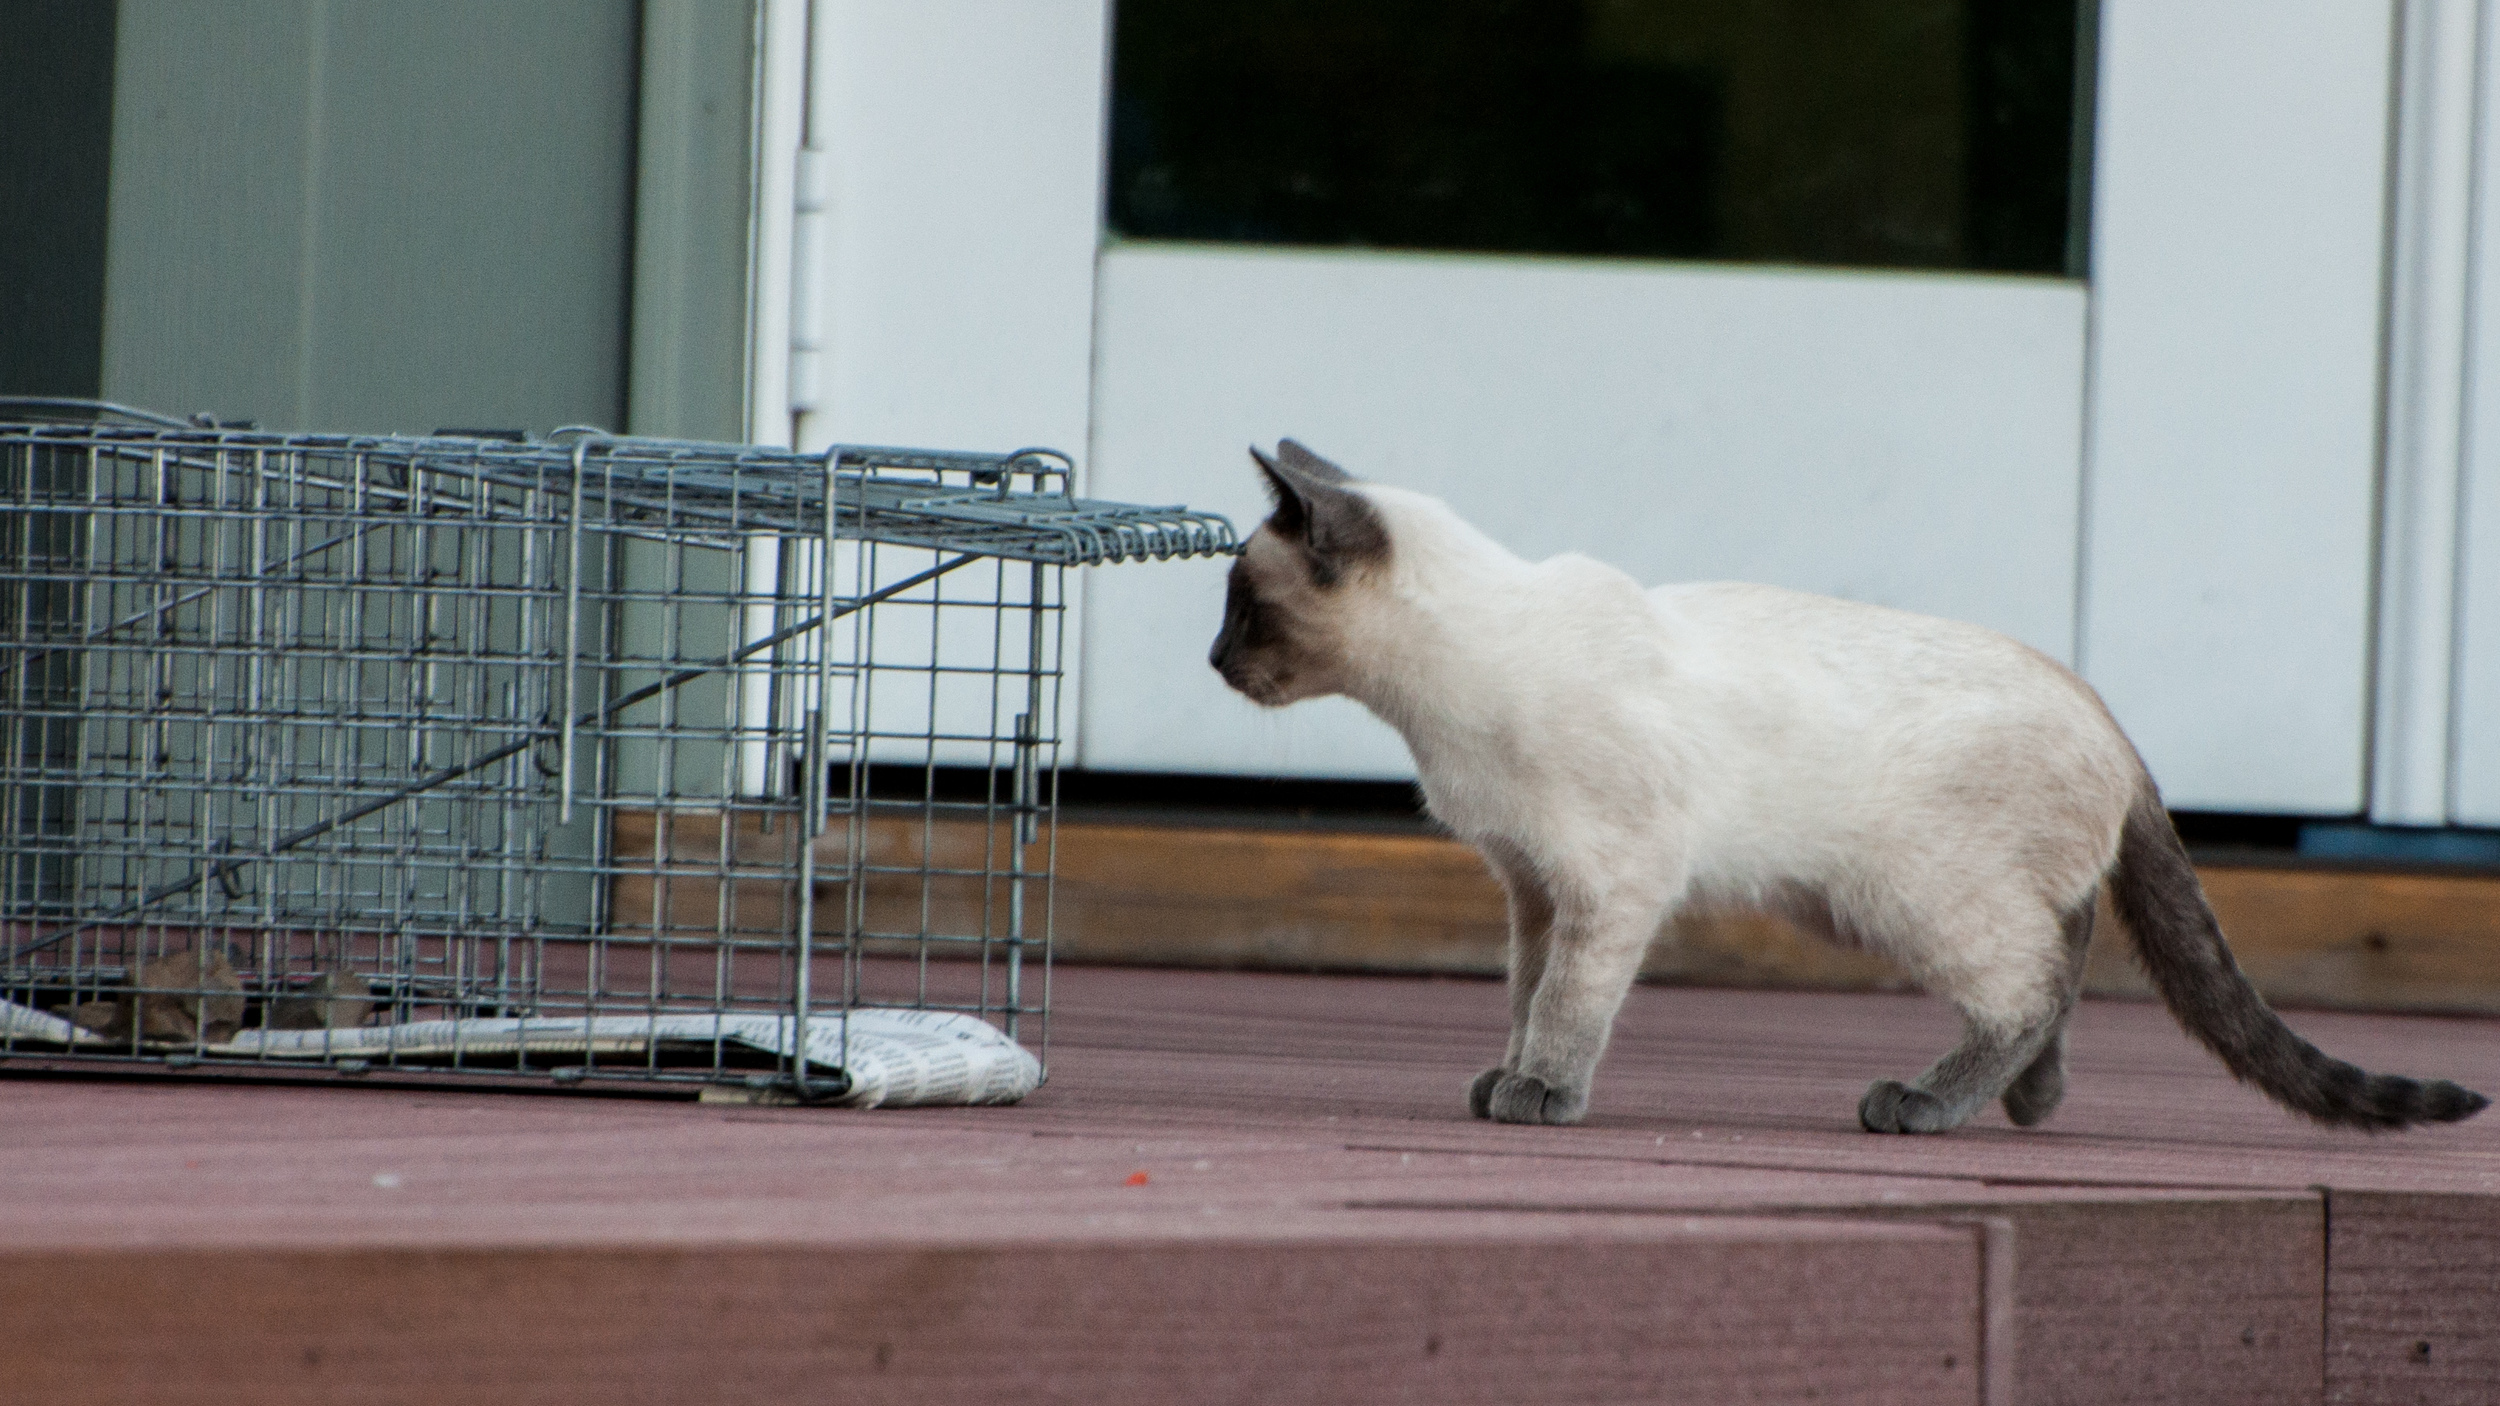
[2108,784,2488,1129]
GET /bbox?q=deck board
[2,964,2495,1403]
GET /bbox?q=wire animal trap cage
[0,402,1234,1105]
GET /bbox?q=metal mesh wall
[0,408,1234,1099]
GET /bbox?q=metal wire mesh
[0,404,1235,1099]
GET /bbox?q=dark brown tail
[2109,787,2488,1129]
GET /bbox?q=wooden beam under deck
[610,809,2500,1015]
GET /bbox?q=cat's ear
[1248,444,1303,527]
[1275,438,1353,485]
[1248,442,1387,586]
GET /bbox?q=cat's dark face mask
[1209,550,1295,703]
[1208,558,1261,677]
[1208,441,1390,706]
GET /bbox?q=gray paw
[1468,1067,1506,1120]
[2001,1063,2066,1128]
[1486,1072,1586,1125]
[1858,1079,1960,1134]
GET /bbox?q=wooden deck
[3,963,2496,1404]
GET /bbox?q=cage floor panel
[3,966,2496,1404]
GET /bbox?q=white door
[2388,0,2500,828]
[1085,250,2086,778]
[757,0,2401,816]
[2085,2,2396,816]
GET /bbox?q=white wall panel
[769,1,1113,770]
[2080,1,2396,814]
[2451,0,2500,827]
[791,0,1109,458]
[2374,0,2480,826]
[2459,402,2500,823]
[1082,244,2086,778]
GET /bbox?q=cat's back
[1644,580,2113,735]
[1638,581,2135,878]
[1653,580,2039,666]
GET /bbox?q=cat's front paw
[1858,1079,1959,1134]
[1486,1072,1586,1125]
[1468,1067,1507,1120]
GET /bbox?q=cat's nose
[1208,643,1249,694]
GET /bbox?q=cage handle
[0,396,194,428]
[559,440,589,823]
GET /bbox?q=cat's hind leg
[2000,1026,2069,1127]
[1859,1017,2054,1134]
[1999,896,2095,1127]
[1860,894,2095,1134]
[1470,839,1554,1119]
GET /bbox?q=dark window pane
[1109,0,2089,276]
[0,0,118,397]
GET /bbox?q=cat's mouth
[1218,664,1290,707]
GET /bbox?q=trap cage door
[588,449,1073,1089]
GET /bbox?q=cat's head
[1207,439,1391,706]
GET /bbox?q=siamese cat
[1209,441,2487,1133]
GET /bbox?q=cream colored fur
[1222,472,2145,1128]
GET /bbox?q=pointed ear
[1248,444,1312,538]
[1274,439,1354,485]
[1246,441,1388,586]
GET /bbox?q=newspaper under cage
[0,404,1235,1105]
